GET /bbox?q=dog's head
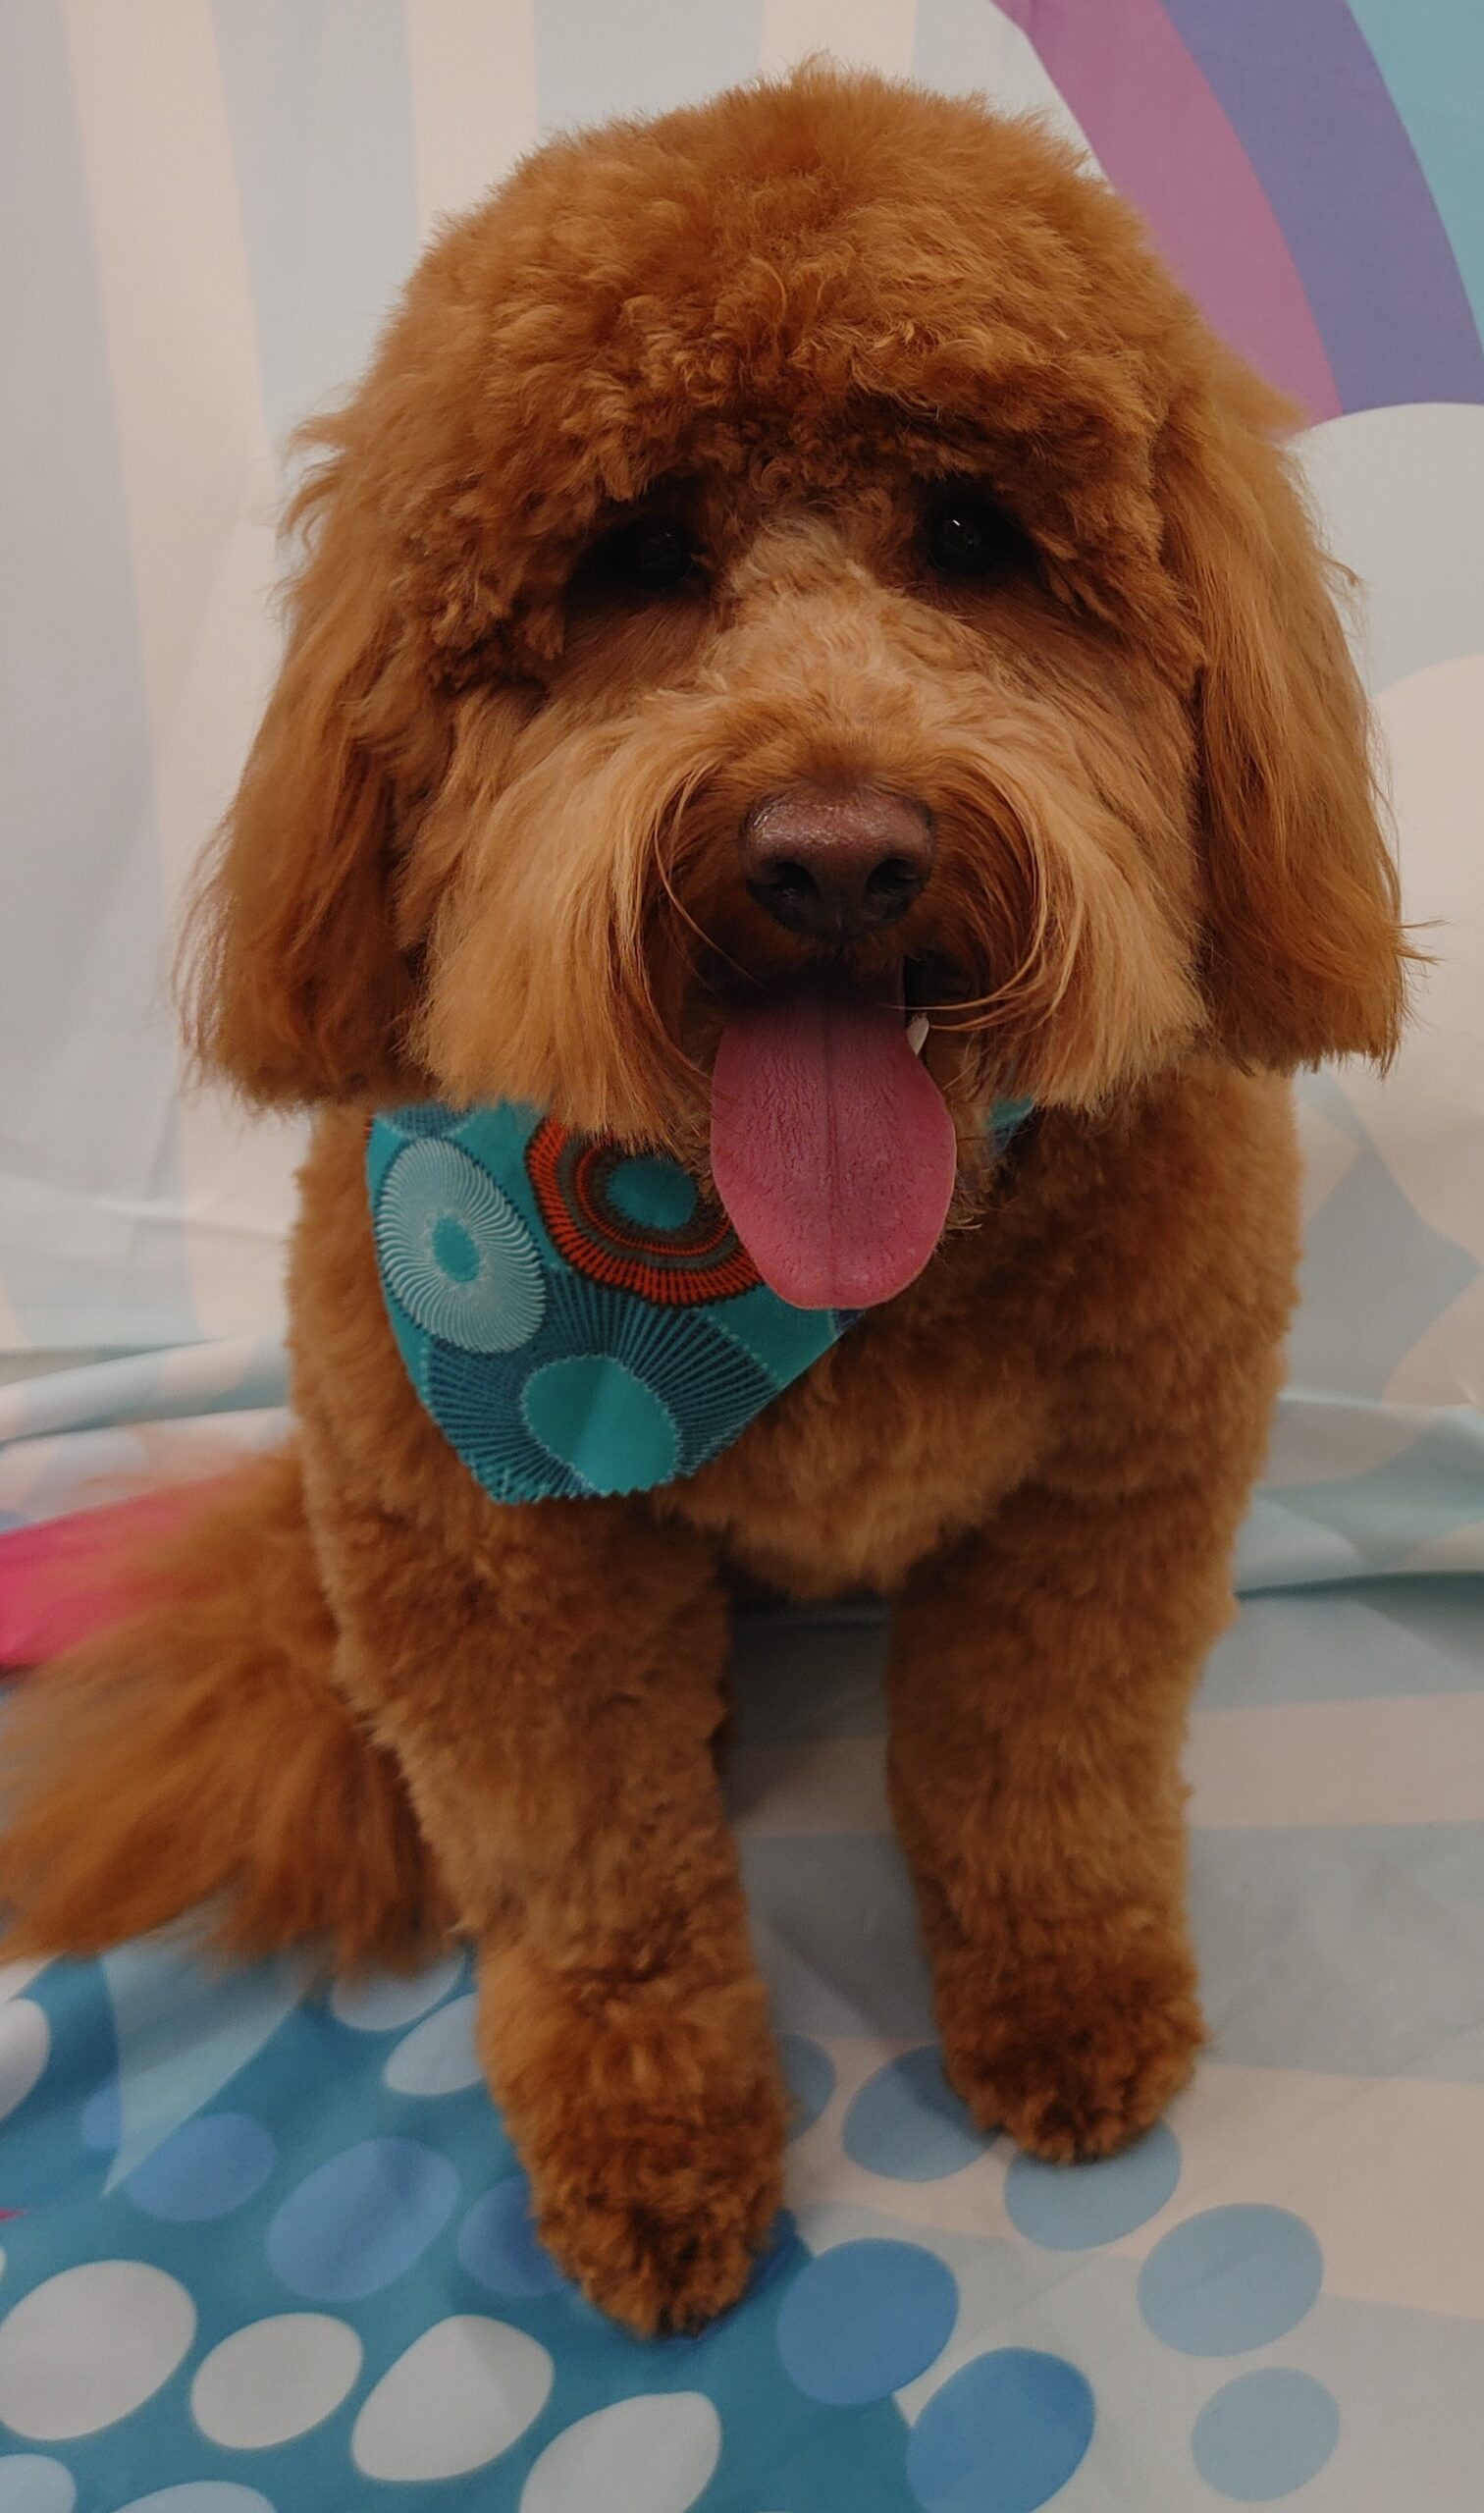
[185,67,1407,1307]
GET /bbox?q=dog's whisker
[916,890,1058,1028]
[651,796,769,995]
[654,855,719,970]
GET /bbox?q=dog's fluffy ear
[179,457,429,1104]
[1160,354,1408,1070]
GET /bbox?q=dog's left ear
[1159,352,1408,1070]
[177,453,433,1106]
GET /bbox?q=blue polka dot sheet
[2,1404,1484,2513]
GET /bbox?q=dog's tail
[0,1448,447,1973]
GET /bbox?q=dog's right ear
[179,458,431,1105]
[1156,352,1409,1073]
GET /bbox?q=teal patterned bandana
[367,1098,1032,1505]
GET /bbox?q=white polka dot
[190,2313,362,2449]
[382,1993,482,2096]
[0,1961,45,2007]
[329,1953,463,2033]
[0,2003,47,2124]
[0,2455,77,2513]
[351,2317,553,2481]
[117,2490,276,2513]
[519,2395,721,2513]
[0,2261,195,2438]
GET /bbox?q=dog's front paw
[479,1952,786,2334]
[936,1935,1204,2163]
[529,2087,785,2335]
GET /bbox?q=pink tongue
[711,987,958,1310]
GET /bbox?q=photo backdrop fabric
[4,12,1484,2511]
[3,0,1482,1568]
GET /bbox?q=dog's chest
[662,1304,1049,1597]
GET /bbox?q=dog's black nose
[742,787,935,942]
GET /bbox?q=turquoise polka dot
[1139,2207,1323,2356]
[776,2239,957,2405]
[843,2047,987,2182]
[1192,2370,1340,2501]
[456,2173,569,2298]
[124,2112,275,2221]
[780,2034,835,2139]
[521,1356,679,1493]
[266,2137,459,2302]
[0,2458,76,2513]
[606,1155,697,1231]
[906,2350,1095,2513]
[1005,2123,1181,2249]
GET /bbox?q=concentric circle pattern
[526,1117,760,1305]
[366,1105,834,1503]
[377,1139,546,1354]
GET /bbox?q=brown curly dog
[0,65,1406,2332]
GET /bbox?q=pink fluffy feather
[0,1484,223,1667]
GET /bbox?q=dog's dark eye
[922,484,1028,583]
[590,516,702,598]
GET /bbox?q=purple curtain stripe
[999,0,1342,416]
[1164,0,1484,411]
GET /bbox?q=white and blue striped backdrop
[2,2,1479,1410]
[4,0,1482,1571]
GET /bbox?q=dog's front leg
[887,1465,1245,2161]
[316,1486,785,2333]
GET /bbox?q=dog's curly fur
[0,67,1406,2331]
